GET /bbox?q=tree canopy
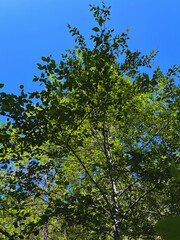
[0,2,179,240]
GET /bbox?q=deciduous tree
[0,2,179,239]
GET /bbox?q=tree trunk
[43,224,49,240]
[106,126,123,240]
[43,174,49,240]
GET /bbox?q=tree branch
[132,209,167,216]
[141,119,170,150]
[67,108,93,145]
[117,179,139,198]
[67,143,114,220]
[125,183,159,216]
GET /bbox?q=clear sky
[0,0,180,95]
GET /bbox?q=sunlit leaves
[0,1,179,240]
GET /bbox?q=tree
[0,2,179,239]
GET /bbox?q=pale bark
[43,224,49,240]
[43,174,49,240]
[105,126,122,240]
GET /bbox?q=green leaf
[41,56,47,61]
[176,152,180,157]
[170,160,180,182]
[33,75,38,82]
[92,27,100,32]
[20,85,24,89]
[0,83,4,88]
[37,63,44,70]
[156,216,180,240]
[126,27,131,33]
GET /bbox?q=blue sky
[0,0,180,95]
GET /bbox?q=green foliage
[156,160,180,240]
[0,2,180,240]
[156,216,180,240]
[170,160,180,182]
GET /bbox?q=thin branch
[25,203,48,207]
[89,126,108,157]
[67,143,114,220]
[126,183,159,216]
[117,179,139,198]
[132,209,167,216]
[106,231,114,238]
[67,108,93,144]
[141,119,170,150]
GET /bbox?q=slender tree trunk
[43,174,49,240]
[43,224,49,240]
[106,126,123,240]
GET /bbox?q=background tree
[0,2,179,240]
